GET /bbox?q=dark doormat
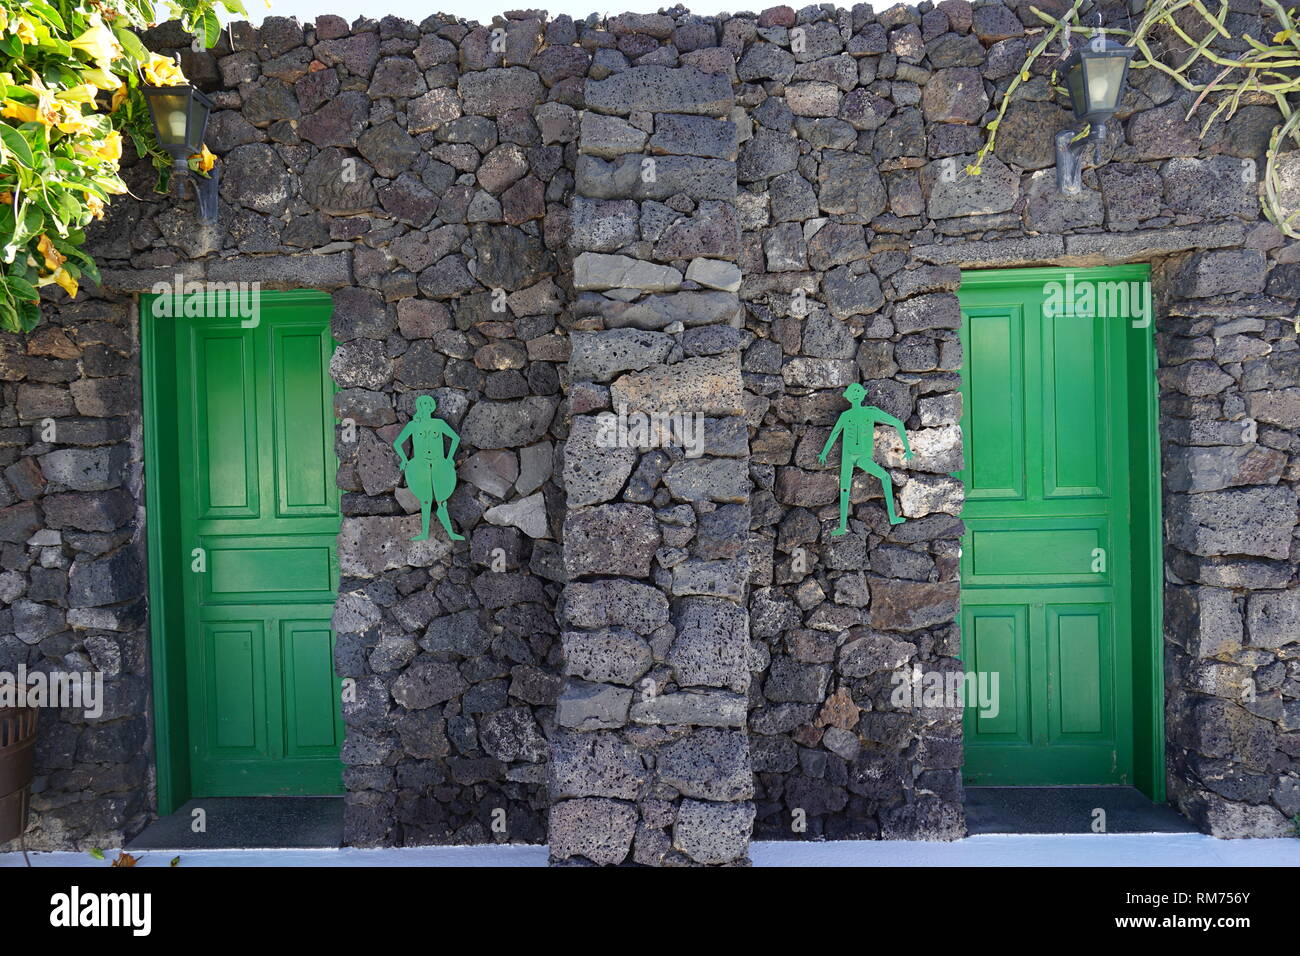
[126,797,344,850]
[965,787,1200,835]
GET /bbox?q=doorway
[956,266,1163,800]
[143,290,344,812]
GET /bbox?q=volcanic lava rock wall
[3,2,1299,857]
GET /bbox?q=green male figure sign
[818,382,913,533]
[393,395,464,542]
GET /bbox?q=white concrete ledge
[3,834,1298,867]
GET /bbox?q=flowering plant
[0,0,243,331]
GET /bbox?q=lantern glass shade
[142,85,214,160]
[1064,38,1135,122]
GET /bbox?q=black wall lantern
[1055,34,1136,195]
[142,84,219,223]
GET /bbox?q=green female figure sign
[393,395,464,542]
[818,382,913,533]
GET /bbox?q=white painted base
[3,833,1298,867]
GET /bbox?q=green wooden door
[957,266,1150,787]
[153,292,344,797]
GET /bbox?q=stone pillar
[548,62,756,865]
[1159,247,1300,838]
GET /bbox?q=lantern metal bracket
[171,159,220,225]
[1055,122,1105,196]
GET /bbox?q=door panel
[169,296,343,797]
[1047,604,1111,740]
[282,619,343,756]
[1043,312,1109,498]
[272,324,336,516]
[965,306,1025,501]
[195,330,259,518]
[963,604,1030,742]
[958,269,1139,786]
[206,620,263,752]
[965,518,1110,586]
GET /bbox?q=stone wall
[0,293,150,851]
[1,0,1299,859]
[724,0,1300,842]
[247,13,574,847]
[551,47,755,865]
[735,4,967,841]
[1160,249,1300,837]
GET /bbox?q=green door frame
[956,265,1165,802]
[141,289,338,814]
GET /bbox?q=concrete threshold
[3,833,1298,867]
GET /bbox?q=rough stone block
[611,356,743,416]
[556,680,634,730]
[549,731,649,799]
[562,628,654,685]
[563,504,660,578]
[673,799,755,863]
[564,579,670,634]
[669,597,750,692]
[656,729,754,800]
[549,797,638,864]
[585,66,734,117]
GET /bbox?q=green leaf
[22,123,49,164]
[0,301,17,332]
[198,9,221,48]
[46,64,81,90]
[89,847,105,860]
[6,275,40,302]
[23,205,44,237]
[25,0,66,33]
[55,193,80,231]
[0,209,17,262]
[114,24,148,63]
[0,126,34,170]
[15,298,39,331]
[57,241,99,283]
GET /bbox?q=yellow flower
[40,267,78,297]
[56,111,97,136]
[69,17,124,90]
[2,94,58,128]
[58,85,100,107]
[143,53,187,87]
[14,17,37,44]
[0,9,8,33]
[82,67,123,91]
[2,100,41,124]
[85,193,105,219]
[84,130,122,163]
[110,85,128,112]
[2,74,62,127]
[55,88,104,134]
[69,18,122,65]
[193,144,216,172]
[36,234,65,273]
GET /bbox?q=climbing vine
[970,0,1300,236]
[0,0,242,333]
